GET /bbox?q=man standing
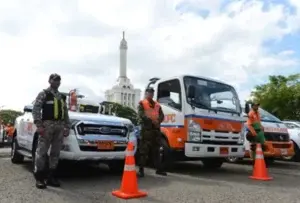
[32,73,70,189]
[246,102,267,163]
[137,87,167,177]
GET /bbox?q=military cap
[145,87,155,93]
[49,73,61,81]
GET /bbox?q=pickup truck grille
[79,146,127,152]
[76,123,127,137]
[264,132,289,142]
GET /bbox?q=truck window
[157,79,182,111]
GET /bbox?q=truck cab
[11,89,136,171]
[138,75,245,169]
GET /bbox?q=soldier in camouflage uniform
[137,87,167,177]
[32,73,71,189]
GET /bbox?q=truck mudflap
[184,142,245,158]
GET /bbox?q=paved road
[1,155,300,203]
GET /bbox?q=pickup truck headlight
[125,123,134,133]
[188,120,202,142]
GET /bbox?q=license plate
[280,149,288,155]
[220,147,229,155]
[97,141,114,150]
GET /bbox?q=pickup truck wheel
[11,138,24,164]
[202,158,224,169]
[109,160,125,173]
[292,143,300,162]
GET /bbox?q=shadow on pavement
[167,161,300,188]
[21,160,172,192]
[228,159,300,170]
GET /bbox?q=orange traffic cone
[112,141,147,199]
[249,143,273,181]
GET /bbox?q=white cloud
[0,0,299,111]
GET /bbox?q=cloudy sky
[0,0,299,111]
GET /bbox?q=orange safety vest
[141,99,160,121]
[5,126,15,137]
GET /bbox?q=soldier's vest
[141,99,160,121]
[42,90,66,121]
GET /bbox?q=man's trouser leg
[152,130,167,176]
[251,131,266,162]
[34,123,53,189]
[138,130,151,177]
[47,122,64,187]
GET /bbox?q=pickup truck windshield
[184,76,241,114]
[79,104,99,113]
[259,108,282,122]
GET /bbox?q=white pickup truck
[283,120,300,161]
[11,90,137,171]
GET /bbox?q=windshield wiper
[214,107,239,114]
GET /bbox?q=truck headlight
[188,120,202,142]
[238,127,246,144]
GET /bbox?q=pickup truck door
[23,113,35,150]
[17,114,28,148]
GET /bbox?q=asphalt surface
[1,150,300,203]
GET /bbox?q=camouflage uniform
[32,83,70,188]
[137,98,166,176]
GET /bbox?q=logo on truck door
[163,114,176,123]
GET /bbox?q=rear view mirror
[187,85,196,99]
[244,103,250,114]
[24,105,32,113]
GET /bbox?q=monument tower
[105,31,141,109]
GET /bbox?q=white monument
[105,31,141,109]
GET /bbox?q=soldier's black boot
[46,169,60,187]
[138,167,145,177]
[34,171,47,189]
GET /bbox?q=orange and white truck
[136,75,246,169]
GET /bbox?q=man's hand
[36,126,45,136]
[63,128,70,137]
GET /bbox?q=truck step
[17,149,32,158]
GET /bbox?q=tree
[251,73,300,120]
[101,101,138,125]
[0,109,23,125]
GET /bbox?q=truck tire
[11,137,24,164]
[108,160,125,173]
[202,158,224,169]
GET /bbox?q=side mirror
[24,105,32,113]
[244,103,250,114]
[187,85,196,99]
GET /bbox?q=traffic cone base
[112,190,147,199]
[249,144,273,181]
[111,141,147,199]
[249,176,273,181]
